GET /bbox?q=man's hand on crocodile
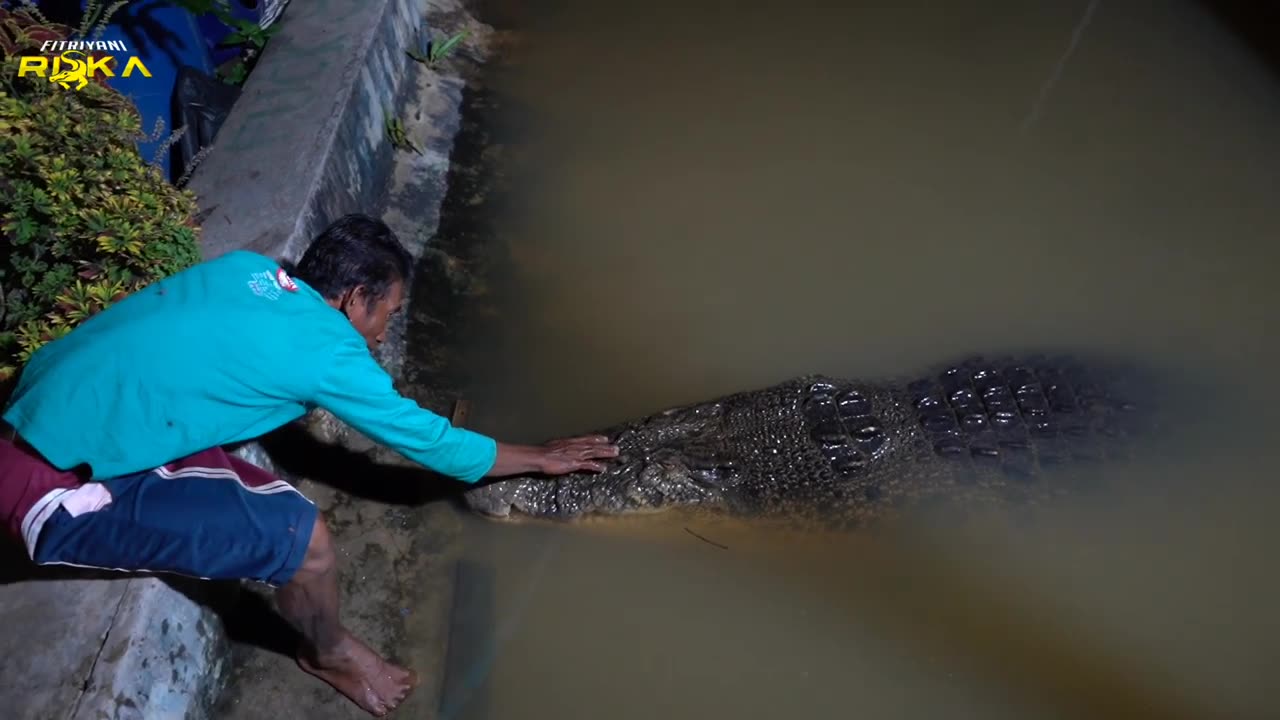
[487,435,619,477]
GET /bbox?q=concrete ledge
[0,573,129,720]
[0,570,231,720]
[0,0,458,718]
[70,577,232,720]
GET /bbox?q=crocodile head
[461,401,744,521]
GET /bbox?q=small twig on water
[684,527,728,550]
[1019,0,1102,135]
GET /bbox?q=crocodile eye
[836,391,870,418]
[810,420,846,446]
[802,396,838,422]
[807,381,837,396]
[822,443,866,476]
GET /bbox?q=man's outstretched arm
[312,337,617,482]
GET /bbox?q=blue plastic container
[86,0,217,180]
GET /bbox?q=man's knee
[299,516,336,576]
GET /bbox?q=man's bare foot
[297,630,418,716]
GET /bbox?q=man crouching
[0,214,617,716]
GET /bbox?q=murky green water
[431,1,1280,718]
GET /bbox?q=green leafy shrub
[0,7,203,386]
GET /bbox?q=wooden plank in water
[451,398,470,428]
[437,559,494,720]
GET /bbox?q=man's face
[343,280,405,350]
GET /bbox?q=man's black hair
[291,214,413,308]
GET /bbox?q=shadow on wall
[1198,0,1280,81]
[256,423,475,508]
[0,536,293,656]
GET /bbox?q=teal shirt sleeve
[312,336,497,483]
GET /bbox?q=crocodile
[461,352,1172,527]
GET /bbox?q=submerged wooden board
[451,398,470,428]
[437,559,495,720]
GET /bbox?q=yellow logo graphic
[47,50,89,91]
[17,47,152,91]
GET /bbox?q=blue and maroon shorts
[0,439,317,587]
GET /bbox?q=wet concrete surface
[212,478,464,720]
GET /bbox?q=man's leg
[276,516,417,717]
[27,447,416,717]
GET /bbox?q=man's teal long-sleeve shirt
[2,250,497,482]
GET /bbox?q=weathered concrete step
[0,555,232,720]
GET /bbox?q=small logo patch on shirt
[276,268,298,292]
[247,270,283,300]
[247,267,299,300]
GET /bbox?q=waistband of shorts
[2,419,35,454]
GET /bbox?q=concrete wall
[187,0,430,264]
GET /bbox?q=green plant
[75,0,133,40]
[385,108,421,155]
[168,0,281,86]
[219,59,248,85]
[1,6,66,54]
[13,0,132,41]
[407,28,467,68]
[218,13,277,51]
[0,8,202,385]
